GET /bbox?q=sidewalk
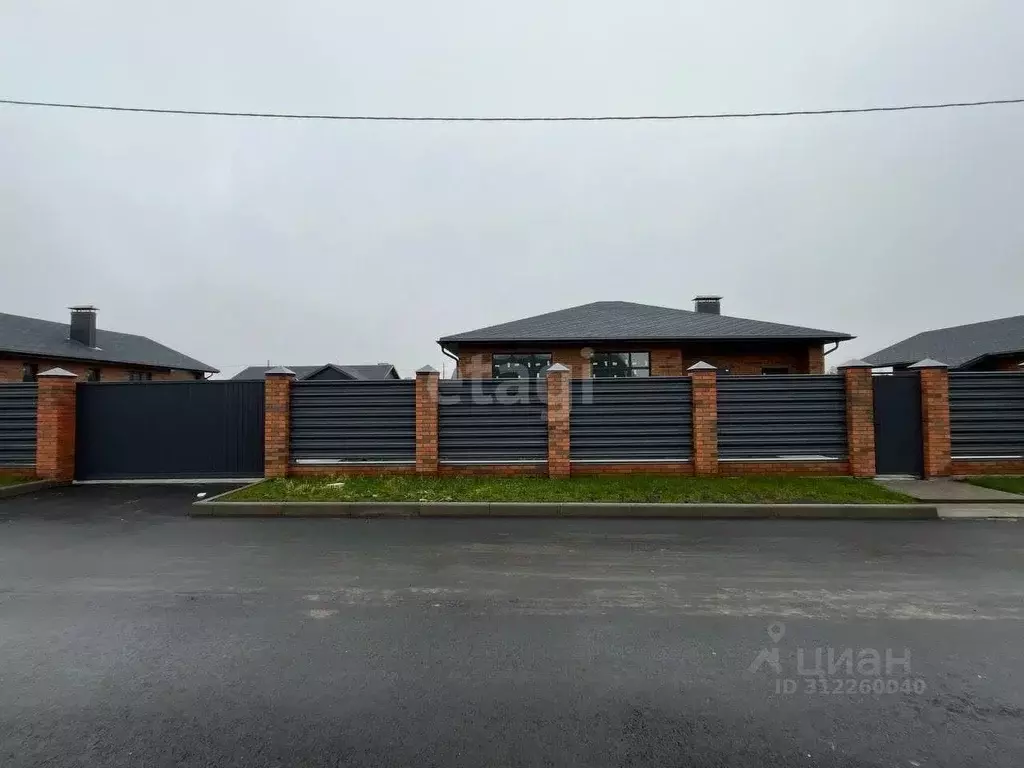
[875,478,1024,503]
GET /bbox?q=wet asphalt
[1,484,1023,767]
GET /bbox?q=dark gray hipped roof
[864,315,1024,369]
[438,301,852,347]
[0,311,217,373]
[231,364,399,381]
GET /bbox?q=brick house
[438,298,852,379]
[0,306,217,382]
[865,314,1024,371]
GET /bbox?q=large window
[492,353,552,379]
[86,367,101,382]
[21,363,38,382]
[128,371,153,382]
[591,351,650,378]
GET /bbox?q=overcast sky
[2,1,1022,377]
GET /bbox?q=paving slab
[876,477,1024,503]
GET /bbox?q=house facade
[439,298,852,379]
[0,306,217,382]
[865,314,1024,371]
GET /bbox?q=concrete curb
[191,499,938,519]
[0,479,66,500]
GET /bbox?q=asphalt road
[1,485,1023,767]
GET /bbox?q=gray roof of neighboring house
[438,301,852,348]
[231,363,399,380]
[864,315,1024,369]
[0,311,217,373]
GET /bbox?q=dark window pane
[491,353,551,379]
[761,366,790,375]
[22,364,38,382]
[630,352,650,368]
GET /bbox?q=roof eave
[439,334,854,346]
[0,346,217,374]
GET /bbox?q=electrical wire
[1,97,1022,122]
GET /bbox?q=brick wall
[264,373,292,478]
[689,367,718,475]
[35,372,77,481]
[842,365,876,477]
[455,342,828,378]
[0,357,200,383]
[718,460,850,476]
[919,367,951,478]
[951,460,1024,475]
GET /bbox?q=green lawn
[0,474,33,488]
[963,476,1024,496]
[224,475,914,504]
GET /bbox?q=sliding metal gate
[75,381,265,480]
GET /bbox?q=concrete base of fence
[191,500,938,519]
[0,479,66,500]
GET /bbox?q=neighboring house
[0,306,217,382]
[231,364,401,381]
[438,298,852,378]
[864,315,1024,371]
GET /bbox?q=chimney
[693,295,722,315]
[69,306,98,347]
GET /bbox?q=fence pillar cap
[836,359,873,369]
[37,367,77,378]
[687,361,716,371]
[264,366,296,377]
[545,363,570,373]
[908,358,949,369]
[416,365,439,374]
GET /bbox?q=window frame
[491,353,553,379]
[591,351,651,379]
[86,367,102,382]
[127,371,153,382]
[21,363,38,382]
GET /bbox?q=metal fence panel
[570,378,692,461]
[717,375,847,459]
[76,381,264,479]
[0,384,37,467]
[949,372,1024,458]
[291,380,416,463]
[439,380,547,463]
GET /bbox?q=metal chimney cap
[68,305,98,312]
[836,359,873,369]
[37,367,78,378]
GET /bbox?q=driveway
[1,485,1023,767]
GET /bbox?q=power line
[1,96,1023,122]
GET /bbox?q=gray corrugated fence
[0,383,37,467]
[949,373,1024,458]
[291,381,416,463]
[570,378,692,461]
[439,380,547,463]
[717,375,847,460]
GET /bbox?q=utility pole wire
[1,97,1023,122]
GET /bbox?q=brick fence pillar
[911,359,951,478]
[839,360,875,478]
[35,367,78,481]
[415,365,440,475]
[546,363,571,478]
[264,367,295,478]
[688,361,718,475]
